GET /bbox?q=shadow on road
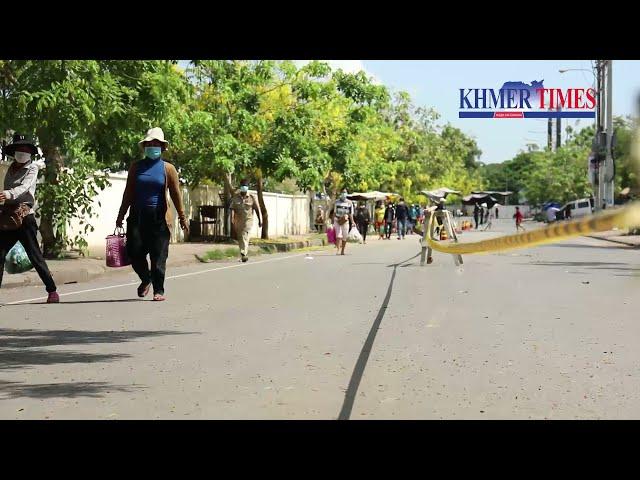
[0,328,198,349]
[0,328,199,373]
[0,348,131,371]
[338,252,420,421]
[0,380,146,399]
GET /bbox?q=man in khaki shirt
[230,179,262,262]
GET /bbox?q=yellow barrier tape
[422,201,640,255]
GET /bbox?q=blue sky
[360,60,640,164]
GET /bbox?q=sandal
[47,292,60,304]
[153,293,166,302]
[137,283,151,298]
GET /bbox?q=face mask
[340,193,347,201]
[14,152,31,164]
[240,186,249,193]
[144,146,162,160]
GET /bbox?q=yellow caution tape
[422,201,640,255]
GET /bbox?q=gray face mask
[14,152,32,164]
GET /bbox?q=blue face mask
[144,146,162,160]
[240,186,249,193]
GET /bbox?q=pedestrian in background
[314,206,325,233]
[514,206,525,232]
[565,203,572,220]
[230,179,262,263]
[333,188,355,255]
[0,134,59,303]
[395,197,409,240]
[545,206,559,224]
[374,200,385,239]
[116,127,188,301]
[416,204,425,230]
[473,204,480,229]
[407,203,419,234]
[384,201,395,240]
[355,202,371,244]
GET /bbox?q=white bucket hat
[139,127,169,146]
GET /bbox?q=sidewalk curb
[196,238,328,263]
[2,237,329,290]
[2,263,110,290]
[251,238,327,252]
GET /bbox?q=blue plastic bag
[5,241,33,274]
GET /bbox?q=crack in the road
[338,252,420,420]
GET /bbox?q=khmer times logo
[459,80,596,119]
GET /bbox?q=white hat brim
[139,136,169,145]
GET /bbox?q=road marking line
[5,253,306,305]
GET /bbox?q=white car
[561,198,593,219]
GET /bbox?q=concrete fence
[1,162,310,255]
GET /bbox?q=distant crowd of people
[314,192,425,255]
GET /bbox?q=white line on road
[5,253,307,306]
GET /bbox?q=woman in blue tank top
[116,127,188,302]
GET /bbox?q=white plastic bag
[347,226,363,243]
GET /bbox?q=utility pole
[594,60,603,212]
[556,106,562,150]
[604,60,614,208]
[547,117,553,151]
[593,60,615,211]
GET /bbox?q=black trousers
[385,221,393,239]
[357,222,369,242]
[0,214,57,292]
[127,207,170,295]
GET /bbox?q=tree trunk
[39,144,64,259]
[223,172,234,239]
[256,170,269,239]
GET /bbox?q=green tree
[0,60,190,257]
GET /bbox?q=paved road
[1,219,639,419]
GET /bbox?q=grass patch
[197,237,329,263]
[250,238,291,245]
[259,245,278,254]
[197,247,240,262]
[197,245,273,263]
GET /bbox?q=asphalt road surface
[1,219,639,419]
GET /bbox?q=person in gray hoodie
[0,134,59,302]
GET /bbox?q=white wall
[246,190,309,239]
[494,205,531,219]
[1,163,311,255]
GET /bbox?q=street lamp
[559,67,597,90]
[558,68,595,76]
